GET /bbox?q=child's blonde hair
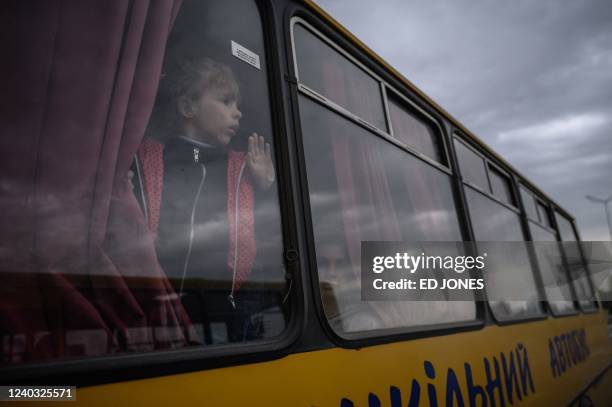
[173,58,240,108]
[148,58,240,141]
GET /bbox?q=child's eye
[222,96,236,106]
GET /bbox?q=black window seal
[287,7,485,349]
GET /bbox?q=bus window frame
[452,136,493,196]
[0,0,305,386]
[518,183,580,317]
[288,11,485,349]
[487,161,516,207]
[453,133,551,324]
[384,84,451,167]
[552,208,600,312]
[527,217,580,317]
[290,18,452,175]
[291,18,389,134]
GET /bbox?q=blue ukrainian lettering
[340,398,354,407]
[501,351,522,404]
[408,379,421,407]
[465,362,488,407]
[339,343,538,406]
[516,343,535,395]
[549,339,560,378]
[390,386,402,407]
[368,393,381,407]
[548,329,590,378]
[569,334,577,366]
[563,334,574,369]
[424,361,439,407]
[484,357,506,407]
[554,336,566,373]
[446,367,465,407]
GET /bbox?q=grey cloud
[317,0,612,240]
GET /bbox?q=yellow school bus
[0,0,609,405]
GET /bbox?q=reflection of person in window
[142,58,275,343]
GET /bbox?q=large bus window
[529,222,576,314]
[454,139,489,191]
[464,188,543,320]
[298,95,475,337]
[292,23,387,132]
[387,92,443,163]
[556,213,596,310]
[1,0,289,367]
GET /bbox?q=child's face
[189,84,241,146]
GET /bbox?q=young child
[135,58,276,343]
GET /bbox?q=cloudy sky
[316,0,612,241]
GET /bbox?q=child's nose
[233,107,242,120]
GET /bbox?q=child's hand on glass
[247,133,275,190]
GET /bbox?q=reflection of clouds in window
[300,93,476,334]
[403,209,457,237]
[466,189,544,319]
[530,227,576,312]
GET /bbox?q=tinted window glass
[293,23,387,131]
[529,223,576,314]
[148,0,288,347]
[520,186,539,221]
[299,95,475,336]
[489,166,514,206]
[465,188,543,320]
[454,139,489,191]
[387,93,442,162]
[0,0,289,366]
[537,201,552,228]
[556,213,595,309]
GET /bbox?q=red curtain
[0,0,196,365]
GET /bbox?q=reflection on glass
[299,95,475,336]
[465,188,543,320]
[387,94,441,163]
[488,167,514,206]
[293,24,387,131]
[0,0,289,366]
[537,202,552,228]
[555,213,595,309]
[520,186,539,221]
[454,139,489,191]
[529,223,576,314]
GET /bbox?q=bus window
[556,213,596,310]
[143,0,288,346]
[0,0,289,367]
[537,201,552,228]
[387,92,443,163]
[454,139,489,192]
[520,185,539,221]
[464,188,543,320]
[298,95,475,337]
[488,166,514,206]
[529,221,577,314]
[292,23,387,132]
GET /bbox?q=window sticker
[231,40,260,70]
